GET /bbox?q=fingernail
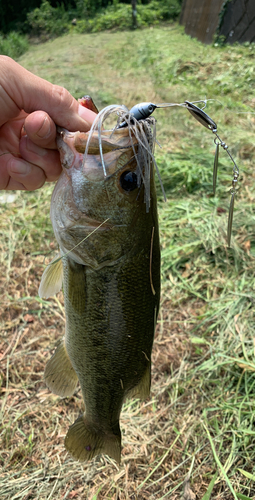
[10,160,30,175]
[78,104,90,124]
[21,125,26,137]
[78,104,96,127]
[37,116,51,139]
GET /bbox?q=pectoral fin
[39,256,63,299]
[44,339,78,397]
[65,415,121,463]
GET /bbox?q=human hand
[0,56,97,190]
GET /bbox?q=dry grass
[0,218,204,499]
[1,24,255,500]
[0,244,217,500]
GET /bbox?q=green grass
[1,24,255,499]
[0,31,29,59]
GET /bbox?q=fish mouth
[63,216,114,233]
[73,217,113,231]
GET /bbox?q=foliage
[0,0,40,33]
[74,0,113,18]
[26,0,70,38]
[0,0,183,35]
[26,0,182,38]
[0,31,29,59]
[74,3,134,32]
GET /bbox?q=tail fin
[64,415,121,463]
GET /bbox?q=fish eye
[148,104,154,112]
[119,171,138,192]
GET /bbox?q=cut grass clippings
[1,24,255,499]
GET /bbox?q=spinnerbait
[119,100,239,247]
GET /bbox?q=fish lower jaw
[59,244,125,269]
[54,216,112,234]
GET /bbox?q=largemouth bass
[39,103,160,463]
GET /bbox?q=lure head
[129,102,157,120]
[118,102,157,128]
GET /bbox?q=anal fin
[127,362,151,401]
[44,339,78,397]
[65,415,121,464]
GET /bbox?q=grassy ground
[1,24,255,499]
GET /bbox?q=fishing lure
[119,100,239,247]
[118,101,182,127]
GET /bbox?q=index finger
[0,56,97,131]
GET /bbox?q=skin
[0,56,97,190]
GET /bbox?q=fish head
[51,124,157,268]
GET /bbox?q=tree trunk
[131,0,137,29]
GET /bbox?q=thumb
[0,56,97,131]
